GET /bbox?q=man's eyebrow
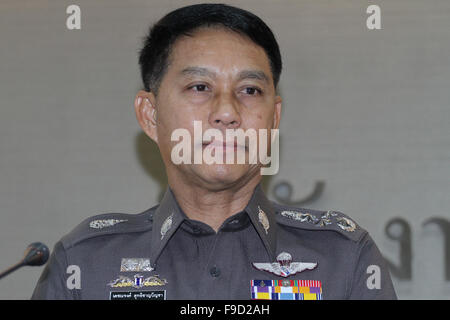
[180,67,270,84]
[180,66,216,79]
[237,70,270,84]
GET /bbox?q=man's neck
[168,175,261,232]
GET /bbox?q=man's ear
[134,90,158,143]
[273,95,282,130]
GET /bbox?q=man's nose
[208,92,242,130]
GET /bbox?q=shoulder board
[61,205,158,249]
[272,202,366,242]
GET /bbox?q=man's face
[136,27,281,190]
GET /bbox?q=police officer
[32,3,396,300]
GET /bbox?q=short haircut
[138,3,282,94]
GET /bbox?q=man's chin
[190,164,259,189]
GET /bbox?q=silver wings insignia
[252,252,317,278]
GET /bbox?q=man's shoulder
[271,202,367,243]
[60,205,159,250]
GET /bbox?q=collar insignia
[258,206,270,235]
[160,213,173,240]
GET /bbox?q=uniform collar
[243,184,277,261]
[150,184,277,268]
[150,187,185,269]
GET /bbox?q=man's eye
[189,84,208,92]
[242,87,262,95]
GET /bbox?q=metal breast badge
[252,252,317,278]
[120,258,154,272]
[108,274,167,288]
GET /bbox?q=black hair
[138,3,282,94]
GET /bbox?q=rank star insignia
[252,252,317,278]
[336,216,356,232]
[89,219,127,229]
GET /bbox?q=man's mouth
[202,139,247,151]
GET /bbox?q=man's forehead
[168,28,272,72]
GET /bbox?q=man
[32,3,396,300]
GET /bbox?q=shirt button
[192,226,201,234]
[209,266,221,277]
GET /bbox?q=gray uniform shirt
[31,184,397,300]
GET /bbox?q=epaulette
[60,205,158,249]
[272,202,366,242]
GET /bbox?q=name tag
[109,290,166,300]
